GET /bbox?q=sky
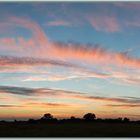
[0,2,140,120]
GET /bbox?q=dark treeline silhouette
[0,113,140,137]
[26,113,140,124]
[2,112,140,124]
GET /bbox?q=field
[0,122,140,137]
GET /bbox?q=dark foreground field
[0,122,140,137]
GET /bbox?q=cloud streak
[0,105,21,108]
[0,55,77,68]
[88,16,120,32]
[25,102,72,108]
[49,42,140,69]
[0,102,72,109]
[0,85,84,97]
[72,95,140,104]
[22,69,110,82]
[0,86,36,96]
[0,85,140,104]
[106,104,140,108]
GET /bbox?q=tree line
[26,112,131,124]
[1,112,137,124]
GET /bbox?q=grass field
[0,122,140,137]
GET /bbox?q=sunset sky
[0,2,140,120]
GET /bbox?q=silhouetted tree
[14,120,17,123]
[70,116,76,120]
[40,113,58,123]
[83,113,96,121]
[28,118,36,124]
[117,117,122,122]
[123,117,130,123]
[41,113,53,120]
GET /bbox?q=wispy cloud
[42,75,77,82]
[123,77,140,86]
[0,55,77,68]
[25,102,72,108]
[126,19,140,27]
[46,20,72,27]
[22,69,110,82]
[0,102,73,109]
[50,42,140,69]
[1,16,140,88]
[88,16,120,32]
[22,76,48,82]
[0,85,83,97]
[0,16,49,57]
[107,71,140,87]
[1,16,140,70]
[106,104,140,108]
[0,86,37,96]
[0,85,140,104]
[72,95,140,104]
[8,16,49,47]
[0,105,21,108]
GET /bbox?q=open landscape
[0,1,140,137]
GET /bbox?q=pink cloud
[0,37,37,53]
[17,37,36,48]
[0,17,49,55]
[0,38,15,45]
[88,16,120,32]
[1,16,140,71]
[49,42,140,69]
[8,16,48,47]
